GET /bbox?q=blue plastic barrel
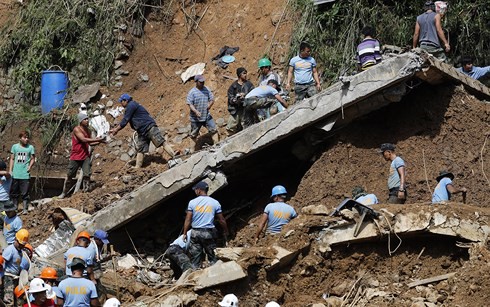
[41,70,69,114]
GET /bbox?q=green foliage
[288,0,490,85]
[0,0,166,103]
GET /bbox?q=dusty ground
[1,0,490,306]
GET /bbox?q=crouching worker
[244,80,288,122]
[164,230,193,279]
[255,185,297,243]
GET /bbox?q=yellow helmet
[15,229,29,245]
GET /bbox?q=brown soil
[1,0,490,306]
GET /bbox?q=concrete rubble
[318,206,490,252]
[186,260,246,291]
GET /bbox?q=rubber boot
[22,200,28,215]
[135,153,144,168]
[162,142,176,158]
[59,178,74,199]
[82,177,91,193]
[211,132,220,144]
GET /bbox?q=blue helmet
[271,185,287,197]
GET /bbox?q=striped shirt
[186,86,214,122]
[357,38,382,69]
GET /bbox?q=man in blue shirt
[379,143,407,204]
[286,42,322,102]
[255,185,297,243]
[186,75,219,150]
[457,56,490,80]
[432,170,467,204]
[244,80,288,122]
[182,181,229,268]
[165,230,192,278]
[57,258,100,307]
[3,201,23,245]
[64,231,96,283]
[3,228,29,305]
[352,186,379,206]
[0,160,12,210]
[110,93,176,168]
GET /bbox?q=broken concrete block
[323,296,343,307]
[215,247,245,261]
[118,254,138,269]
[159,292,198,307]
[191,260,246,290]
[267,245,301,271]
[394,212,431,233]
[302,204,330,215]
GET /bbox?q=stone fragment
[118,254,137,269]
[120,153,131,162]
[191,260,246,290]
[302,204,330,215]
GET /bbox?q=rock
[323,296,343,307]
[115,69,129,76]
[114,60,124,69]
[267,245,301,271]
[140,74,149,82]
[120,153,131,162]
[118,254,137,269]
[302,204,330,215]
[160,292,198,307]
[177,126,190,134]
[72,82,100,104]
[106,100,114,107]
[191,260,247,290]
[216,117,226,127]
[284,230,294,238]
[129,281,148,298]
[365,289,388,300]
[173,135,184,144]
[215,247,246,261]
[410,302,425,307]
[122,175,132,184]
[146,270,162,283]
[115,81,123,88]
[311,304,326,307]
[330,281,351,296]
[127,148,136,157]
[271,12,282,26]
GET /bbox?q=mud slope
[292,84,490,208]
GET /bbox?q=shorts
[137,126,165,153]
[190,115,217,139]
[67,159,91,179]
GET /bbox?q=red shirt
[70,127,90,161]
[23,298,55,307]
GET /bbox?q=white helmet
[103,298,121,307]
[218,293,239,307]
[28,278,49,294]
[265,302,281,307]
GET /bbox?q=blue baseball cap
[94,229,109,244]
[118,93,131,102]
[192,181,209,191]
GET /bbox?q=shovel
[19,269,31,307]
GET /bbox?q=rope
[381,213,402,256]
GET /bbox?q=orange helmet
[15,229,29,245]
[40,267,58,280]
[14,285,27,298]
[23,243,33,256]
[76,231,91,240]
[0,255,4,271]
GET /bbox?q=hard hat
[77,231,91,240]
[103,298,121,307]
[258,58,272,68]
[0,255,4,265]
[40,267,58,280]
[265,302,281,307]
[28,278,49,294]
[24,243,33,255]
[15,229,29,245]
[218,293,239,306]
[271,185,287,197]
[14,285,27,298]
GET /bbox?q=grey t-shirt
[388,156,405,189]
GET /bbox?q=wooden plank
[408,272,456,288]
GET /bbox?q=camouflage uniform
[165,245,193,278]
[3,274,18,306]
[188,228,218,268]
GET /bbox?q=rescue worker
[257,58,281,86]
[255,185,297,243]
[14,285,28,307]
[88,230,112,300]
[457,55,490,80]
[0,160,12,213]
[186,75,220,149]
[286,42,321,101]
[64,231,96,283]
[57,258,100,307]
[39,267,60,299]
[352,186,379,205]
[265,302,281,307]
[3,201,23,245]
[2,228,29,305]
[432,170,468,204]
[412,1,450,61]
[59,113,106,198]
[182,181,229,268]
[218,293,239,307]
[109,93,176,168]
[226,67,255,135]
[25,278,55,307]
[164,230,193,279]
[20,243,33,271]
[244,80,288,122]
[379,143,407,204]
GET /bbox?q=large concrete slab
[189,260,247,291]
